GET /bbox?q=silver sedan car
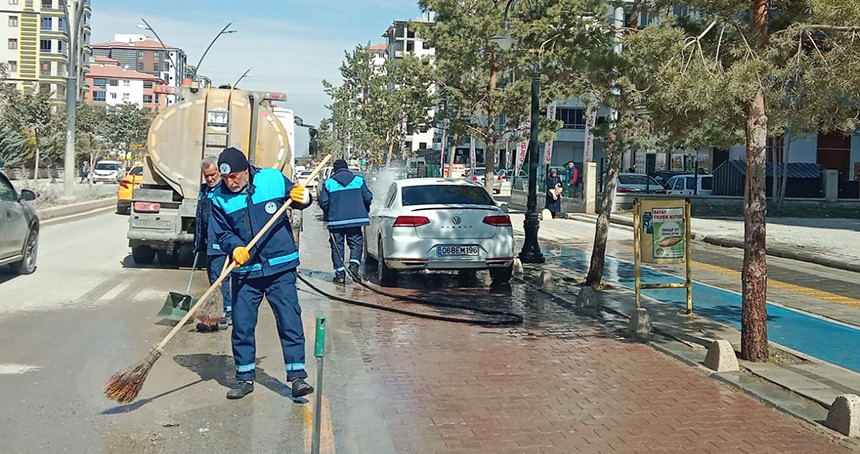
[365,178,514,287]
[0,171,39,274]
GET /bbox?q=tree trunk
[585,111,624,287]
[447,133,459,177]
[741,87,769,362]
[385,129,396,167]
[32,139,40,183]
[484,52,498,193]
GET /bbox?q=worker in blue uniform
[193,156,232,332]
[210,147,314,400]
[318,159,373,283]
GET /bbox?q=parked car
[665,174,714,196]
[606,173,664,194]
[116,164,144,214]
[0,170,39,274]
[365,178,514,287]
[297,169,319,189]
[464,167,503,194]
[91,160,124,183]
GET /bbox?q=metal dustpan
[157,253,200,321]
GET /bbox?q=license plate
[436,245,479,256]
[131,218,172,230]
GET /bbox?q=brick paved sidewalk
[342,300,851,453]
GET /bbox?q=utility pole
[62,0,85,198]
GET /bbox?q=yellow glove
[289,185,310,204]
[233,246,250,266]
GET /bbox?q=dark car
[0,170,39,274]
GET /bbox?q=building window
[40,61,50,75]
[406,41,414,52]
[153,51,161,60]
[137,50,143,58]
[122,80,130,87]
[56,84,65,97]
[137,62,143,71]
[93,78,106,88]
[40,39,51,53]
[153,63,159,72]
[7,61,17,72]
[40,17,51,30]
[162,61,169,71]
[143,94,153,103]
[556,107,586,129]
[423,41,431,50]
[58,17,66,31]
[9,0,19,5]
[110,93,117,99]
[93,91,106,101]
[8,39,18,50]
[155,93,159,103]
[41,0,52,8]
[109,79,118,86]
[122,93,130,101]
[57,40,64,55]
[8,16,18,27]
[143,81,153,89]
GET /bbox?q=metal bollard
[311,316,326,454]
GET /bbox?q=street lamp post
[234,67,252,87]
[490,0,545,263]
[191,23,237,80]
[62,0,86,198]
[138,19,179,87]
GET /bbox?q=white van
[92,160,124,183]
[406,157,426,178]
[665,174,714,196]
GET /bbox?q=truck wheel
[156,249,177,266]
[132,245,156,264]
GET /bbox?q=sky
[91,0,423,154]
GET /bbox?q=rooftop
[92,39,177,50]
[86,65,162,81]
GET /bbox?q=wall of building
[787,134,818,163]
[851,135,860,181]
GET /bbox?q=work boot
[217,317,228,331]
[348,262,360,280]
[196,322,219,332]
[291,378,314,398]
[225,311,233,326]
[226,380,254,399]
[332,272,345,284]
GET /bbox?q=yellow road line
[590,240,860,308]
[303,394,336,452]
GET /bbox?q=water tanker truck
[127,85,299,265]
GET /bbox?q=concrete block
[826,394,860,437]
[512,258,524,275]
[703,339,739,373]
[540,271,555,291]
[628,308,652,340]
[540,208,552,221]
[575,286,596,307]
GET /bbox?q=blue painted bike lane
[553,248,860,373]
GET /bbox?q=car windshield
[618,174,654,185]
[95,163,120,170]
[401,184,494,206]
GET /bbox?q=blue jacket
[319,168,372,229]
[193,183,225,256]
[210,167,311,278]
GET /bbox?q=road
[0,204,852,453]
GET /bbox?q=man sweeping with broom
[209,147,315,399]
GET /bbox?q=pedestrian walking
[209,147,314,400]
[566,161,580,197]
[545,167,563,218]
[193,156,233,332]
[318,159,373,283]
[80,161,89,183]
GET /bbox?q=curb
[567,214,860,273]
[36,197,116,221]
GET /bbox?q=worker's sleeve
[361,181,373,211]
[284,174,312,210]
[192,190,205,253]
[210,201,244,256]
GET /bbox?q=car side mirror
[20,189,36,201]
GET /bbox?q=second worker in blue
[210,147,314,400]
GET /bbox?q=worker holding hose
[318,159,373,284]
[210,147,315,400]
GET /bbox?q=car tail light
[393,215,430,227]
[496,175,502,181]
[616,187,633,193]
[483,215,511,226]
[472,176,478,181]
[133,202,161,213]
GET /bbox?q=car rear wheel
[132,245,156,264]
[11,228,38,275]
[489,265,513,286]
[377,238,398,287]
[363,234,378,268]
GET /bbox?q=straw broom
[105,155,331,403]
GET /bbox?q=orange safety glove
[289,184,310,204]
[233,246,250,266]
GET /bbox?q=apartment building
[91,34,186,105]
[0,0,91,100]
[84,56,165,111]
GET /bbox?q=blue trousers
[329,227,363,273]
[231,269,307,382]
[207,254,232,316]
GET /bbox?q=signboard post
[544,102,556,165]
[633,198,693,314]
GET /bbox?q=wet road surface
[0,205,853,452]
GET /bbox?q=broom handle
[155,155,332,351]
